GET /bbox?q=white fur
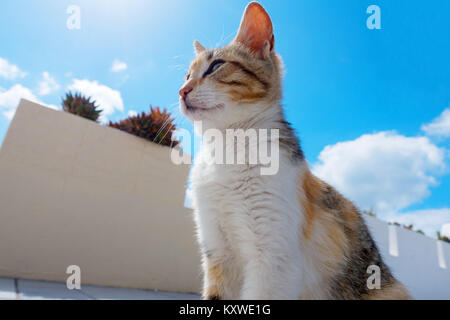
[188,111,307,299]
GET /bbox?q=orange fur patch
[213,62,267,103]
[299,170,352,292]
[300,170,322,239]
[203,257,224,299]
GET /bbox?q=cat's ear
[193,40,206,55]
[233,2,274,59]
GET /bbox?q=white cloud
[0,57,26,80]
[111,59,127,72]
[0,84,59,120]
[3,109,16,120]
[422,108,450,138]
[385,208,450,237]
[128,110,138,117]
[312,131,445,216]
[67,79,124,123]
[0,84,39,119]
[38,72,60,96]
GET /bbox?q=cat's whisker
[215,25,226,48]
[158,122,175,146]
[164,106,188,147]
[168,101,180,111]
[216,29,235,47]
[152,101,182,144]
[216,32,234,48]
[153,115,174,143]
[168,64,186,71]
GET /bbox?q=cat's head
[179,2,283,130]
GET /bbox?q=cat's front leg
[202,255,225,300]
[240,256,302,300]
[237,213,304,300]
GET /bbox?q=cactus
[437,231,450,243]
[62,92,102,122]
[109,106,179,147]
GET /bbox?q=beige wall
[0,99,202,293]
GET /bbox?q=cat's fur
[179,2,411,300]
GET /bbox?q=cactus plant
[109,106,179,147]
[363,209,376,217]
[437,231,450,243]
[62,92,102,122]
[389,222,425,236]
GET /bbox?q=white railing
[364,215,450,299]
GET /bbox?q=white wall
[364,215,450,299]
[0,100,202,293]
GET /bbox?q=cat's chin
[180,99,225,121]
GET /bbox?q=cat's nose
[179,85,193,100]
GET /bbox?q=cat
[179,2,411,300]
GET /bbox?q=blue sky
[0,0,449,236]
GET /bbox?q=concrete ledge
[0,278,16,300]
[0,277,201,300]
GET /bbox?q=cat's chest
[190,150,271,226]
[190,146,297,207]
[192,146,252,187]
[191,160,255,204]
[190,147,304,262]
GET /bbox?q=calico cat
[179,2,410,300]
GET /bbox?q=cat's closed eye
[203,59,225,78]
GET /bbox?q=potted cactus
[109,106,179,148]
[62,92,102,122]
[437,232,450,243]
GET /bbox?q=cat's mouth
[181,99,225,114]
[185,101,208,112]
